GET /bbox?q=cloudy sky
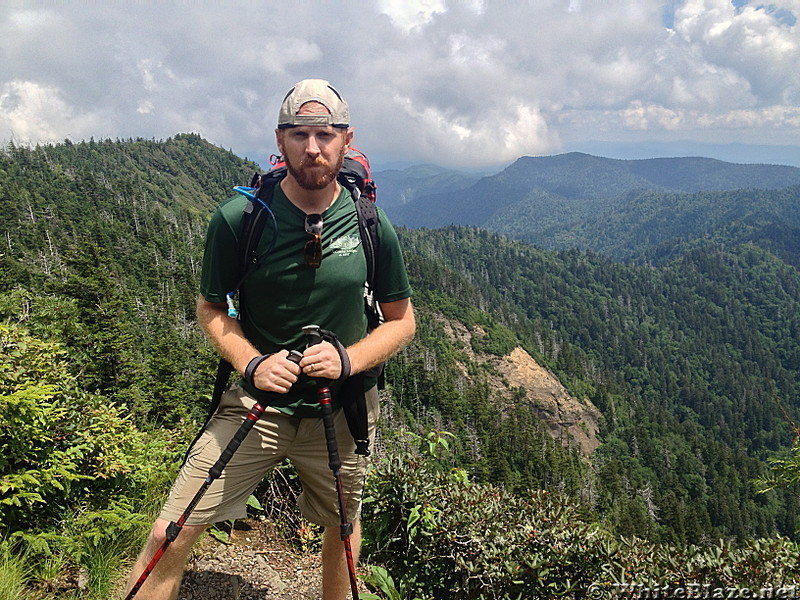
[2,1,799,169]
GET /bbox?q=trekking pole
[124,350,304,600]
[300,325,360,599]
[318,384,360,599]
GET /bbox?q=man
[125,79,415,600]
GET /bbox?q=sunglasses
[304,213,323,268]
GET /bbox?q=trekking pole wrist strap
[318,329,351,381]
[244,354,272,387]
[337,343,351,381]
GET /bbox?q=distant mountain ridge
[374,163,480,209]
[381,153,800,261]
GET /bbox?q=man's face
[276,100,353,191]
[278,125,349,190]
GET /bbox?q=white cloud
[377,0,448,32]
[137,100,155,115]
[388,92,558,164]
[1,1,799,166]
[0,80,101,143]
[673,0,799,104]
[622,101,685,131]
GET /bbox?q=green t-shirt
[200,184,412,416]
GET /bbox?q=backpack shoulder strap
[228,171,283,312]
[338,191,383,456]
[337,173,382,330]
[356,194,382,328]
[347,188,379,284]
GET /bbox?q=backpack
[205,148,381,456]
[228,148,380,326]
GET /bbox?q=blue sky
[1,1,799,169]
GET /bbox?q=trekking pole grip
[209,407,262,479]
[301,324,324,346]
[209,350,304,477]
[318,386,341,472]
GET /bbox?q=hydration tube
[232,186,257,200]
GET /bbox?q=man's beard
[285,150,345,191]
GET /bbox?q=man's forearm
[346,299,415,375]
[196,296,260,374]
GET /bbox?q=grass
[0,538,33,600]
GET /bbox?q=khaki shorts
[159,384,379,528]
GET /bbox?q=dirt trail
[175,518,369,600]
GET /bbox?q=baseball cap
[277,79,350,129]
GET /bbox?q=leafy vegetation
[361,430,800,599]
[0,321,183,598]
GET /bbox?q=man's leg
[123,387,293,598]
[291,389,378,599]
[321,519,361,600]
[123,518,208,600]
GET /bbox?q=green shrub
[362,431,612,598]
[362,430,800,599]
[602,536,800,590]
[1,323,175,532]
[470,322,518,357]
[0,322,183,595]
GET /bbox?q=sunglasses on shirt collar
[304,213,323,268]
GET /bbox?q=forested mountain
[383,153,800,264]
[373,163,480,208]
[1,134,259,421]
[3,136,800,597]
[397,227,800,542]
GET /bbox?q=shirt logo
[330,234,361,257]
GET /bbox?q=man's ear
[345,127,354,148]
[275,129,284,154]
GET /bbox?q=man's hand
[299,341,342,380]
[250,350,302,393]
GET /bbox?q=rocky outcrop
[499,346,601,455]
[440,317,601,455]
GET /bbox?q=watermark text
[586,583,799,599]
